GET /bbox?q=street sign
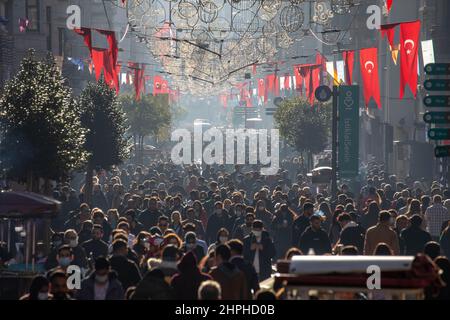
[315,85,332,102]
[423,95,450,107]
[424,63,450,75]
[423,112,450,124]
[435,146,450,158]
[428,128,450,140]
[423,79,450,91]
[338,85,360,178]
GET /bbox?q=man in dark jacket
[171,251,211,300]
[400,214,432,255]
[299,215,332,255]
[132,246,180,300]
[82,224,109,259]
[337,213,366,254]
[206,202,232,244]
[76,257,124,300]
[138,197,162,231]
[210,244,250,300]
[109,239,142,290]
[228,239,259,296]
[292,202,314,247]
[243,220,276,281]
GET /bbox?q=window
[26,0,40,32]
[46,6,52,50]
[58,28,65,56]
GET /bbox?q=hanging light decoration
[105,0,353,96]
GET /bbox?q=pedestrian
[82,224,109,259]
[243,220,276,281]
[76,257,124,300]
[400,215,432,255]
[298,215,332,255]
[171,251,212,300]
[19,276,52,300]
[109,239,142,290]
[425,195,450,241]
[364,211,400,255]
[228,239,259,297]
[209,244,249,300]
[198,280,221,300]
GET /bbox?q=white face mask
[144,242,150,249]
[219,236,228,244]
[37,292,49,300]
[95,274,109,283]
[69,238,78,248]
[253,230,262,238]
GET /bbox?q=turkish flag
[343,50,355,84]
[257,78,267,103]
[380,23,399,47]
[293,65,303,94]
[386,0,393,12]
[134,65,145,101]
[359,47,381,109]
[399,20,421,99]
[74,28,93,56]
[219,94,228,108]
[154,75,169,95]
[266,74,280,96]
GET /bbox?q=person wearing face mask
[133,231,152,263]
[243,220,276,281]
[254,200,273,234]
[138,197,163,231]
[170,211,184,238]
[230,203,246,235]
[182,208,206,240]
[63,229,88,269]
[207,228,229,255]
[272,204,295,259]
[76,257,124,300]
[44,232,65,270]
[20,275,53,300]
[233,213,255,241]
[82,224,109,259]
[46,245,74,278]
[182,232,205,262]
[206,202,232,244]
[192,200,208,229]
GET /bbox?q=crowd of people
[2,158,450,300]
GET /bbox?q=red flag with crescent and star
[360,47,381,109]
[399,20,421,99]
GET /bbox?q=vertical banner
[421,39,435,67]
[338,85,360,178]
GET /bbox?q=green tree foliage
[120,93,172,143]
[0,50,88,187]
[79,79,129,203]
[274,97,331,155]
[79,79,129,169]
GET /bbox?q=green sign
[423,112,450,124]
[423,95,450,107]
[424,63,450,75]
[424,79,450,91]
[338,85,360,178]
[428,129,450,140]
[435,146,450,158]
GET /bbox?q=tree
[274,97,331,169]
[79,79,129,204]
[0,50,88,192]
[120,93,172,162]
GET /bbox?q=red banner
[359,47,381,109]
[257,78,267,103]
[343,50,355,84]
[399,20,421,99]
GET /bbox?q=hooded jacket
[171,251,211,300]
[209,261,249,300]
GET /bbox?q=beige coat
[364,223,400,255]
